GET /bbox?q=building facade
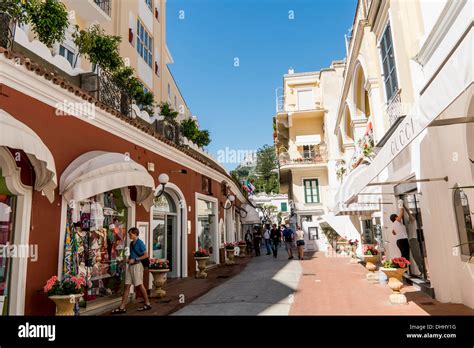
[274,62,346,251]
[334,0,473,308]
[0,0,250,315]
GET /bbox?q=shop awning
[59,151,155,211]
[333,163,383,215]
[295,134,321,146]
[240,204,261,224]
[0,109,57,202]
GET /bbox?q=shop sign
[390,117,415,157]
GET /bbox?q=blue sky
[167,0,357,170]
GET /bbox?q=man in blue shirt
[112,227,151,313]
[283,225,295,260]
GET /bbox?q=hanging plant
[158,102,179,123]
[180,118,199,140]
[73,24,123,72]
[194,129,211,148]
[25,0,69,48]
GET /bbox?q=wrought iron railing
[94,0,111,17]
[278,148,328,166]
[386,89,404,126]
[0,13,15,50]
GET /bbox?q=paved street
[174,248,474,316]
[174,246,302,315]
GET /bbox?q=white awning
[319,214,360,242]
[295,134,321,146]
[240,204,261,224]
[60,151,155,211]
[0,109,57,202]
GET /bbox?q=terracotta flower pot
[226,249,236,265]
[48,294,82,316]
[380,267,407,282]
[195,257,209,279]
[149,269,170,298]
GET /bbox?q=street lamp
[221,194,236,210]
[155,173,170,198]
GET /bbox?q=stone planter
[380,267,407,282]
[195,257,209,279]
[48,294,82,316]
[387,277,407,305]
[363,254,380,283]
[225,248,236,265]
[238,244,247,257]
[149,269,169,298]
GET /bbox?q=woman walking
[295,225,305,260]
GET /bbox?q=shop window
[380,23,399,101]
[66,189,128,307]
[137,19,153,67]
[303,179,320,204]
[453,188,474,257]
[152,193,176,271]
[197,199,217,265]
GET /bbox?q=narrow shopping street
[172,247,474,316]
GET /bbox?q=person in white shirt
[263,225,272,255]
[390,200,410,260]
[295,226,305,260]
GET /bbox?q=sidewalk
[102,254,253,316]
[289,251,474,315]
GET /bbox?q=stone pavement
[289,251,474,316]
[174,245,301,315]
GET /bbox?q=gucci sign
[390,117,415,156]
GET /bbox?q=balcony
[62,0,111,22]
[278,145,328,168]
[386,88,404,126]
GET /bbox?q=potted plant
[148,259,169,298]
[363,245,380,282]
[224,242,237,265]
[193,248,210,279]
[347,239,359,263]
[43,275,85,316]
[380,256,411,282]
[237,240,247,257]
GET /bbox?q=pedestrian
[283,224,295,259]
[295,225,305,260]
[245,229,253,256]
[270,224,280,258]
[253,226,263,256]
[390,200,410,260]
[263,224,272,255]
[112,227,151,314]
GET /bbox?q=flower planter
[380,267,407,282]
[238,244,247,257]
[48,294,82,316]
[225,249,236,265]
[363,254,380,265]
[363,254,381,282]
[194,257,209,279]
[149,269,169,298]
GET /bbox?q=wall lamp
[155,173,170,198]
[235,205,248,218]
[221,194,236,210]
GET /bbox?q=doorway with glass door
[152,193,178,278]
[394,184,430,282]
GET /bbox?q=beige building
[274,62,345,250]
[15,0,190,120]
[334,0,473,308]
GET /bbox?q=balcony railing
[386,89,404,126]
[94,0,111,17]
[279,148,328,167]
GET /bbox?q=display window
[197,198,217,265]
[65,189,128,307]
[0,172,16,316]
[152,193,177,273]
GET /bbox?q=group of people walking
[245,224,306,260]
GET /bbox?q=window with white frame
[145,0,153,11]
[380,23,399,101]
[59,44,75,67]
[137,19,153,67]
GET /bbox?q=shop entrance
[152,193,177,277]
[394,184,430,281]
